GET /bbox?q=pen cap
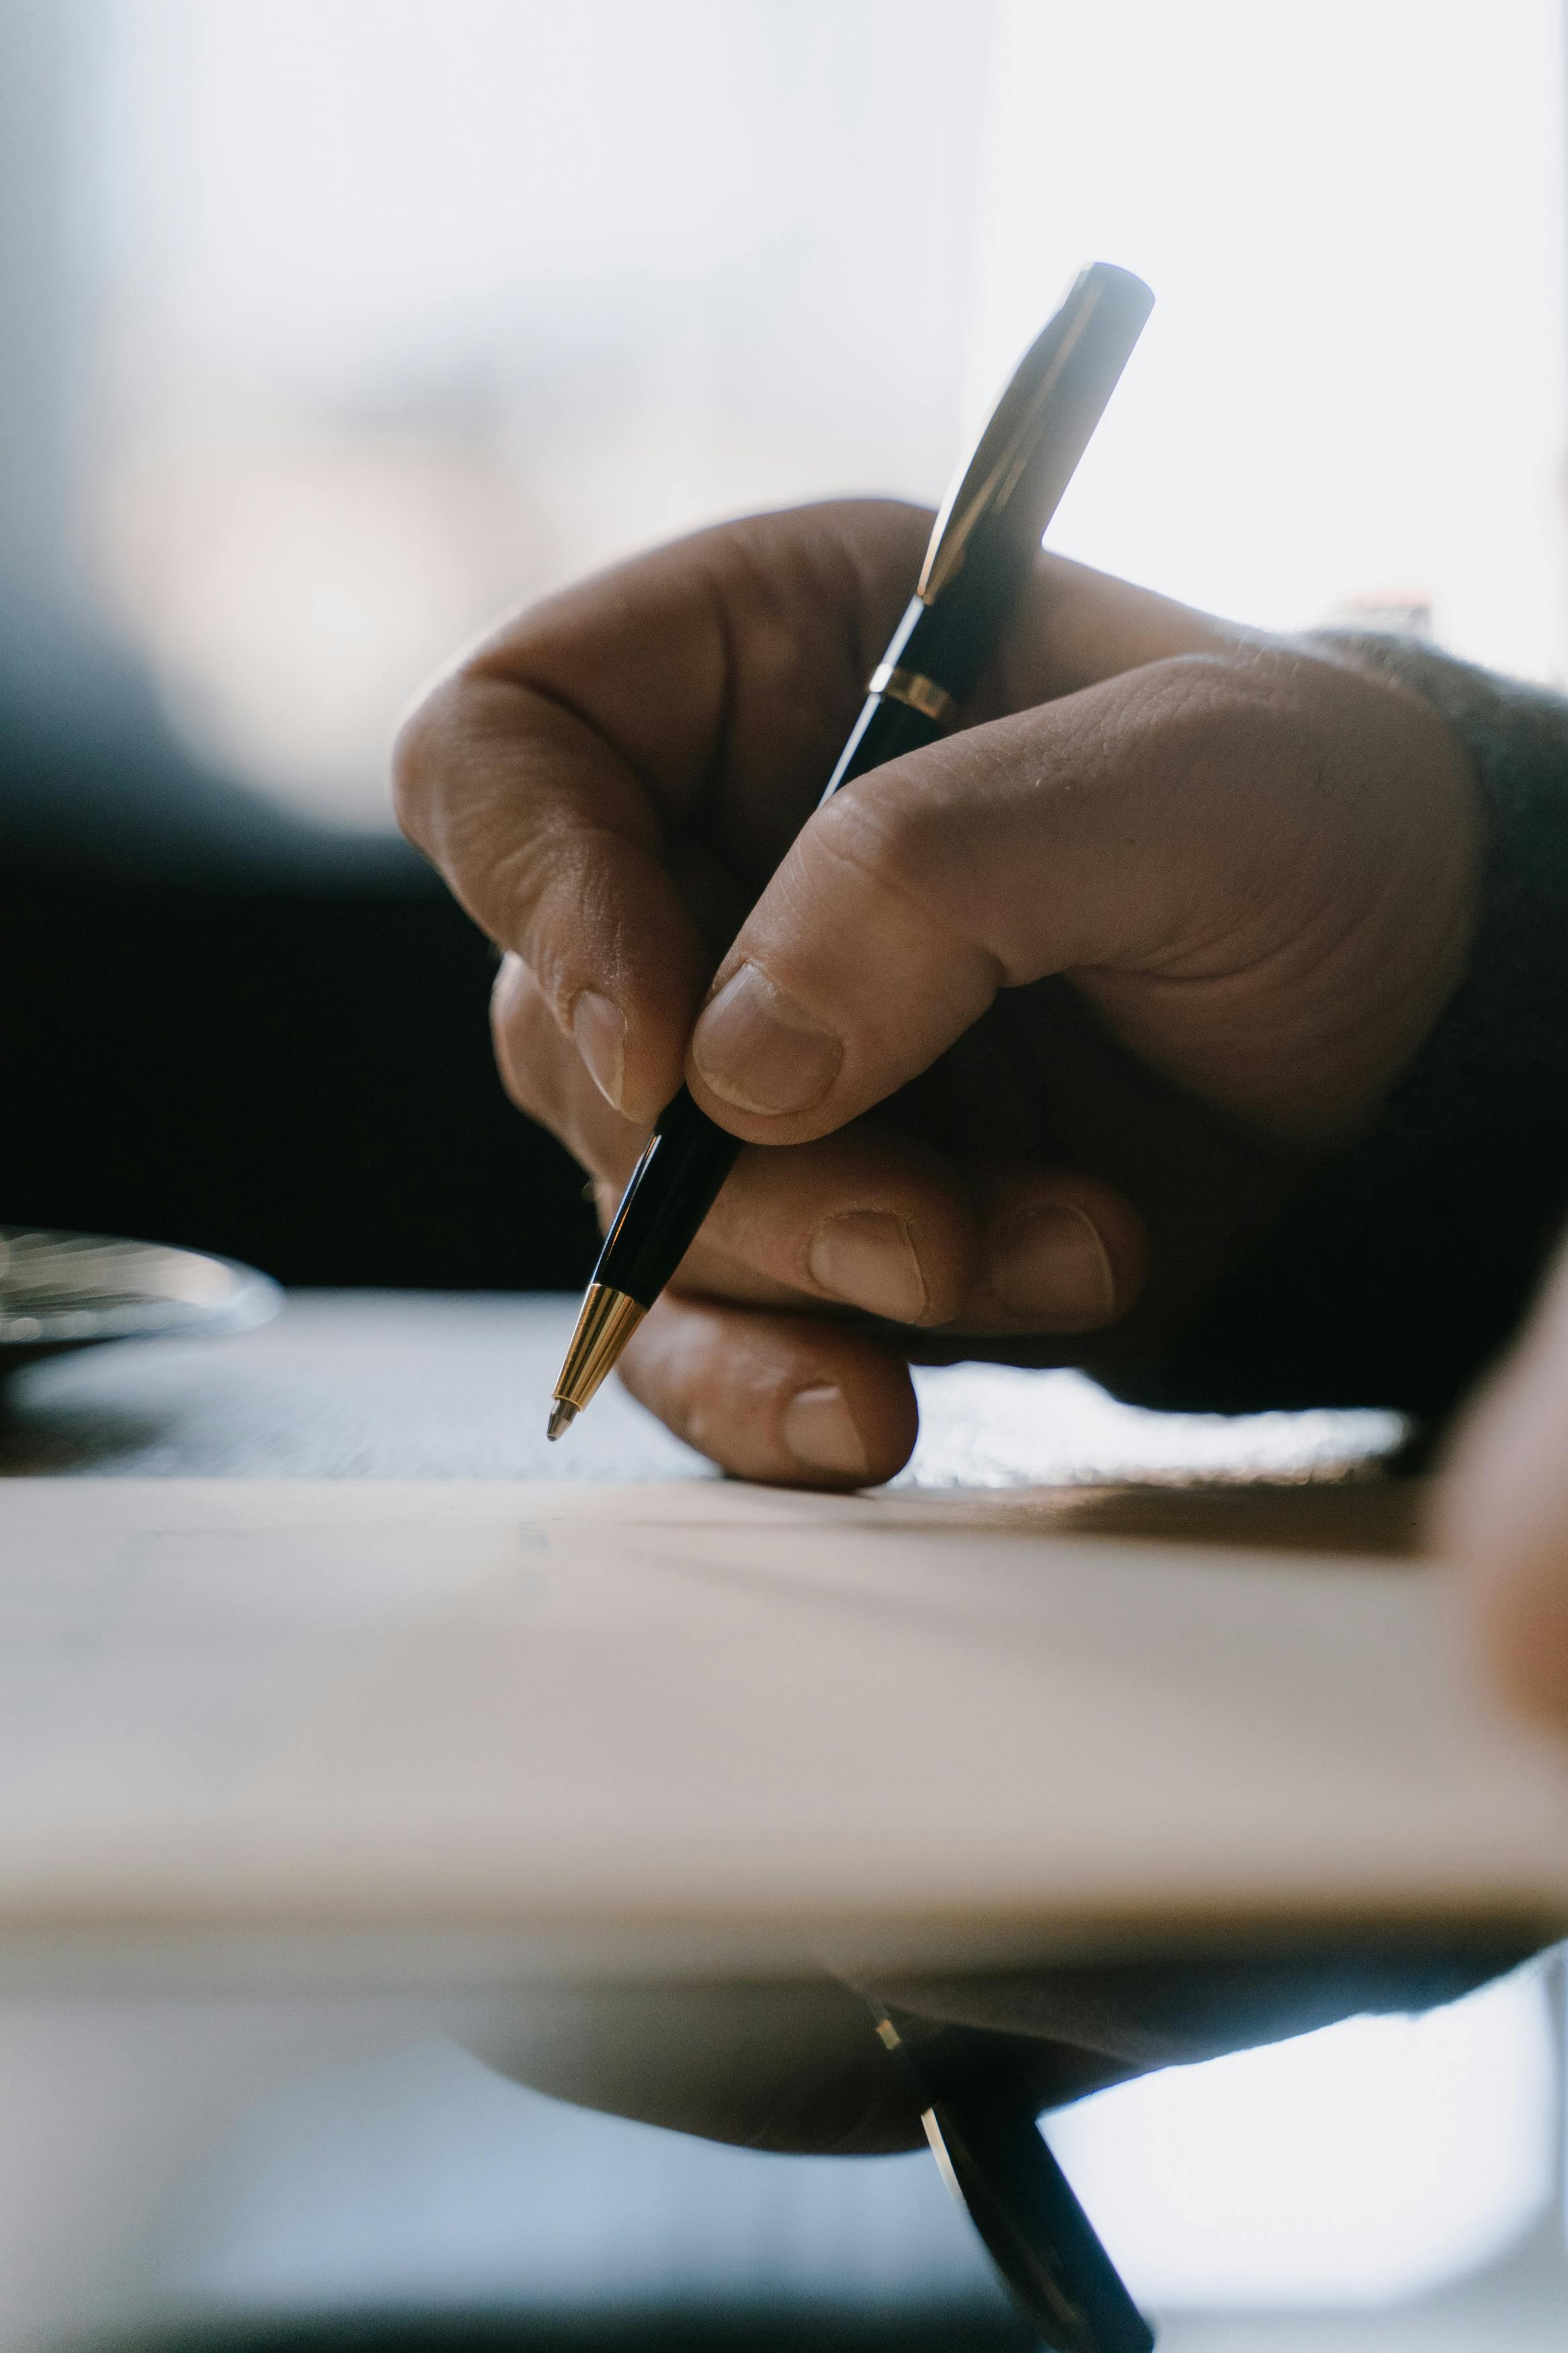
[912,263,1153,698]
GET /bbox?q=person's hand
[395,500,1479,1486]
[1435,1237,1568,1733]
[462,1944,1524,2157]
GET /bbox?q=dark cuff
[1116,635,1568,1427]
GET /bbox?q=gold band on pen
[552,1282,647,1419]
[868,663,956,728]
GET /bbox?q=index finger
[393,500,932,1121]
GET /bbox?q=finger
[960,1162,1147,1334]
[985,550,1241,717]
[472,1981,922,2156]
[684,1129,974,1325]
[491,953,650,1183]
[495,966,1146,1335]
[618,1296,918,1488]
[1435,1241,1568,1732]
[681,1144,1145,1338]
[684,661,1245,1140]
[395,500,932,1123]
[686,648,1475,1148]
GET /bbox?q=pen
[871,2005,1155,2353]
[548,262,1154,1439]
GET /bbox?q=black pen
[548,262,1154,1439]
[872,2005,1154,2353]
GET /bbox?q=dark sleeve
[1114,633,1568,1429]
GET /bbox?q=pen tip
[547,1400,577,1443]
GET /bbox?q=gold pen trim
[549,1282,647,1432]
[868,663,956,728]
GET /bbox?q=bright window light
[1045,1965,1559,2309]
[81,1,1568,818]
[85,0,987,818]
[966,0,1568,681]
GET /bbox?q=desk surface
[0,1294,1505,1984]
[0,1289,1406,1493]
[0,1293,1546,1985]
[1,1294,1561,2353]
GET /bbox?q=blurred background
[60,0,1568,817]
[4,1,1568,2347]
[7,0,1567,1289]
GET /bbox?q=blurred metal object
[0,1227,280,1373]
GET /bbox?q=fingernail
[782,1384,872,1480]
[989,1205,1116,1325]
[572,990,626,1110]
[692,963,842,1116]
[807,1211,928,1324]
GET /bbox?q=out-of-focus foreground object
[0,1474,1559,1965]
[0,1228,278,1374]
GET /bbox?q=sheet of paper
[0,1479,1563,1981]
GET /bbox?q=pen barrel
[821,676,946,800]
[593,674,943,1310]
[873,2007,1153,2353]
[589,1086,739,1310]
[585,264,1153,1326]
[923,2087,1154,2353]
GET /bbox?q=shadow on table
[78,2308,1036,2353]
[0,1386,172,1474]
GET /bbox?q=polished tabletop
[0,1292,1559,2353]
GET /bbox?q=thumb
[684,641,1473,1150]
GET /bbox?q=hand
[1435,1236,1568,1732]
[462,1946,1524,2157]
[395,500,1479,1486]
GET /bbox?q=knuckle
[1134,650,1290,748]
[1114,655,1233,750]
[809,774,953,915]
[1078,654,1299,813]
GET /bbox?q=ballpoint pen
[548,262,1155,1440]
[871,2006,1155,2353]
